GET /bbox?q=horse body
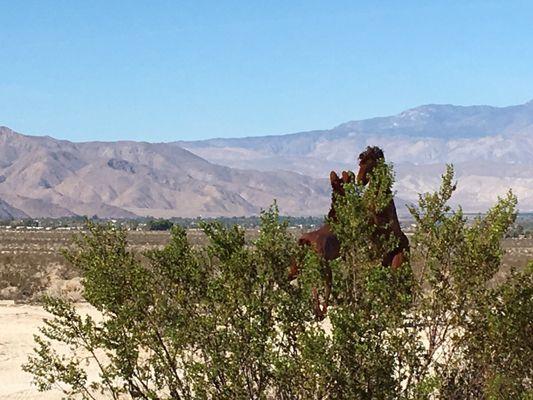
[374,202,409,268]
[288,224,339,279]
[298,224,340,261]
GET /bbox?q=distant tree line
[2,212,532,236]
[0,214,325,230]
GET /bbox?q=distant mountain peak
[397,106,434,121]
[178,99,533,212]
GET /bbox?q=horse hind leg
[321,264,332,316]
[312,263,332,321]
[312,236,337,319]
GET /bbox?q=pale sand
[0,302,101,400]
[0,302,440,399]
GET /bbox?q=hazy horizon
[2,98,533,144]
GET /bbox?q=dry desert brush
[24,165,532,399]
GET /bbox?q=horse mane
[358,146,384,162]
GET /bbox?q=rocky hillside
[0,198,27,219]
[0,127,329,218]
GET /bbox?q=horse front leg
[391,250,406,269]
[288,258,299,280]
[322,264,332,313]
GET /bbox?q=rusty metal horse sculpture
[357,146,409,269]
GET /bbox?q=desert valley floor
[0,230,532,398]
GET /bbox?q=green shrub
[24,165,532,399]
[147,218,175,231]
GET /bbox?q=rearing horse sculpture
[357,146,409,269]
[290,146,409,318]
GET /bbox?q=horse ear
[341,170,351,183]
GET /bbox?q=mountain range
[180,101,533,213]
[0,126,329,219]
[1,100,533,219]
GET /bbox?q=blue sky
[1,1,532,142]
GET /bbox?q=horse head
[357,146,384,185]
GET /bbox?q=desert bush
[24,165,532,399]
[147,218,175,231]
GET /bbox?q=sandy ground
[0,301,101,400]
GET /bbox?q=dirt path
[0,302,100,400]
